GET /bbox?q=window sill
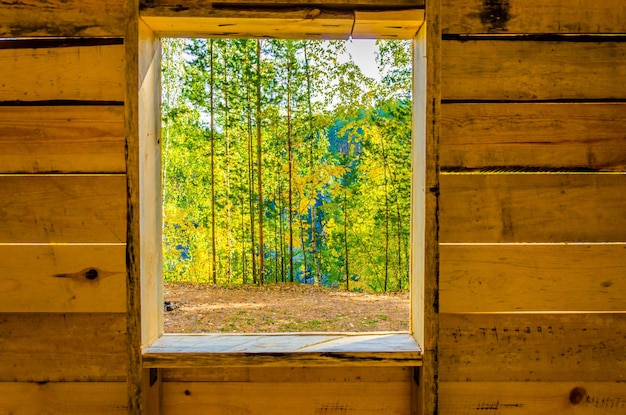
[142,332,422,368]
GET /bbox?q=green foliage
[162,38,413,292]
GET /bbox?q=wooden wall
[1,0,625,414]
[438,0,626,413]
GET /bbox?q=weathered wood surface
[0,175,126,243]
[0,44,124,102]
[0,313,127,382]
[439,312,626,382]
[442,40,626,101]
[439,174,626,243]
[440,103,626,172]
[0,106,125,173]
[440,244,626,313]
[0,382,127,414]
[144,333,422,368]
[439,381,626,414]
[0,245,125,313]
[142,0,425,10]
[163,366,412,382]
[162,380,411,415]
[0,0,124,37]
[352,10,424,39]
[441,0,626,34]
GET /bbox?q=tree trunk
[343,188,349,291]
[286,47,295,283]
[245,48,257,285]
[255,40,265,285]
[209,39,217,284]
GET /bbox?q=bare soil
[164,282,410,333]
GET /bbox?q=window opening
[161,38,412,334]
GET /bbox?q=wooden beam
[352,10,424,39]
[0,382,127,414]
[440,103,626,172]
[442,0,626,34]
[442,40,626,101]
[0,44,124,102]
[0,313,127,382]
[439,173,626,243]
[0,175,126,243]
[439,312,626,382]
[0,245,126,313]
[0,106,125,174]
[0,0,125,37]
[440,381,626,414]
[143,0,425,10]
[440,244,626,312]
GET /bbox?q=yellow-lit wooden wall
[1,0,625,414]
[438,0,626,413]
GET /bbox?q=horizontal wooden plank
[162,380,411,415]
[0,106,125,173]
[0,313,127,382]
[0,0,125,37]
[0,382,127,414]
[144,333,421,368]
[442,40,626,101]
[439,312,626,382]
[440,244,626,312]
[0,245,125,313]
[163,366,413,382]
[439,174,626,243]
[440,103,626,171]
[352,10,424,39]
[143,0,424,10]
[0,44,124,102]
[440,381,626,414]
[441,0,626,34]
[0,175,126,243]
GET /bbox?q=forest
[162,38,413,293]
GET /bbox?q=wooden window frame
[128,7,428,370]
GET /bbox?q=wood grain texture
[0,175,126,243]
[441,0,626,34]
[0,106,125,173]
[162,380,411,415]
[0,382,127,414]
[439,381,626,414]
[439,173,626,243]
[0,313,127,382]
[0,44,124,102]
[0,0,125,37]
[0,245,125,313]
[442,40,626,101]
[142,0,425,10]
[440,244,626,313]
[163,366,412,382]
[439,312,626,382]
[144,333,422,368]
[440,103,626,171]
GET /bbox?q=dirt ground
[163,282,410,333]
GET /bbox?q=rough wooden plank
[439,382,626,414]
[439,313,626,382]
[0,175,126,243]
[141,9,355,39]
[0,313,127,382]
[440,103,626,172]
[0,245,126,313]
[0,106,125,174]
[143,333,421,368]
[163,366,413,382]
[442,40,626,101]
[442,0,626,34]
[439,174,626,243]
[0,44,124,102]
[143,0,425,10]
[0,382,127,414]
[440,244,626,313]
[162,381,411,415]
[0,0,125,37]
[352,9,424,39]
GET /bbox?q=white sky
[345,39,380,81]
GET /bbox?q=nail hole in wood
[85,269,98,280]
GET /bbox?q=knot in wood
[569,386,587,405]
[85,268,99,280]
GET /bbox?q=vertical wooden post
[126,0,163,412]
